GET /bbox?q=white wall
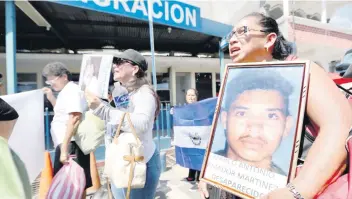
[175,75,186,105]
[279,16,352,70]
[177,0,261,26]
[0,53,231,103]
[180,0,350,28]
[0,53,229,82]
[175,72,193,105]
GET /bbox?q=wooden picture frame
[199,61,311,199]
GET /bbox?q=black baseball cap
[0,98,19,121]
[114,49,148,72]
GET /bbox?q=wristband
[286,183,304,199]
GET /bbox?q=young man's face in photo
[221,89,293,164]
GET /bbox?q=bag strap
[339,82,352,198]
[111,112,144,199]
[123,150,144,199]
[113,112,141,144]
[122,113,145,199]
[106,178,113,199]
[346,130,352,198]
[113,112,126,141]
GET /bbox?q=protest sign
[78,54,114,99]
[173,97,217,171]
[201,61,311,198]
[1,89,45,183]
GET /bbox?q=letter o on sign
[170,4,184,24]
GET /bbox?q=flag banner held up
[173,97,217,171]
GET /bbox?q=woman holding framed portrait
[198,12,352,199]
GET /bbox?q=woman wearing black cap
[85,49,161,199]
[0,98,32,198]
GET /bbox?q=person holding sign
[215,69,293,177]
[85,49,161,199]
[42,62,91,199]
[183,88,202,183]
[81,56,102,95]
[0,98,32,199]
[199,12,352,199]
[170,88,201,184]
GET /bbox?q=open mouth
[230,47,240,55]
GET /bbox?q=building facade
[1,0,351,105]
[0,53,232,105]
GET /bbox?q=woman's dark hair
[135,68,160,121]
[135,68,146,78]
[245,12,293,60]
[152,91,161,122]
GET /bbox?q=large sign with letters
[53,0,201,32]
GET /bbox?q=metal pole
[166,103,171,137]
[147,0,160,151]
[5,0,17,94]
[45,107,50,150]
[219,42,225,81]
[321,0,327,23]
[156,117,160,151]
[147,0,157,91]
[161,103,164,137]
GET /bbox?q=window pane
[151,72,170,90]
[216,73,221,96]
[17,73,37,93]
[195,73,213,101]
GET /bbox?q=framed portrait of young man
[200,61,311,199]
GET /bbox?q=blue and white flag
[173,97,218,171]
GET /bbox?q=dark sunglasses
[112,58,136,66]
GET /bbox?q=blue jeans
[111,149,161,199]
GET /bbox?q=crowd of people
[1,11,352,199]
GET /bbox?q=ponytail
[244,12,294,60]
[150,88,161,122]
[272,34,293,60]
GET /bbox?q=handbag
[74,110,105,155]
[104,112,146,199]
[46,158,86,199]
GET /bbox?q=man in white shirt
[42,62,91,198]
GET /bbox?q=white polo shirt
[50,81,87,148]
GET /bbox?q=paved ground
[155,165,201,199]
[31,146,201,199]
